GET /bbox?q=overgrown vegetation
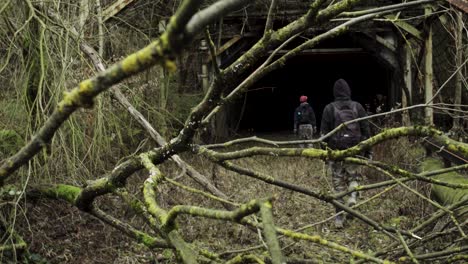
[0,0,467,263]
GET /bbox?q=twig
[340,0,435,17]
[403,245,468,261]
[165,177,239,206]
[232,217,391,263]
[397,230,420,264]
[204,28,220,75]
[90,205,169,248]
[264,0,278,35]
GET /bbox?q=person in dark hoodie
[294,95,317,146]
[321,79,370,228]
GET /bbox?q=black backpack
[330,102,361,149]
[297,104,312,124]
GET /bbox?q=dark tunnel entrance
[234,49,392,135]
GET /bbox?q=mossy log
[421,158,468,219]
[424,135,468,165]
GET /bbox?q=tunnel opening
[231,34,393,136]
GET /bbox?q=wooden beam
[206,35,242,62]
[216,35,242,55]
[446,0,468,13]
[268,48,365,54]
[102,0,136,22]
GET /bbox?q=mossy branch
[115,188,160,229]
[259,201,284,264]
[197,127,442,161]
[397,231,420,264]
[141,154,168,223]
[163,199,262,230]
[334,160,468,200]
[30,184,170,249]
[399,245,468,261]
[226,254,266,264]
[141,157,280,262]
[0,242,27,253]
[276,228,394,264]
[240,218,392,264]
[141,154,199,264]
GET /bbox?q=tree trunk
[402,43,412,126]
[452,10,463,132]
[79,0,90,35]
[424,7,433,126]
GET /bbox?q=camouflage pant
[329,161,362,208]
[298,124,313,147]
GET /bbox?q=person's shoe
[347,181,359,207]
[334,215,345,229]
[347,194,357,207]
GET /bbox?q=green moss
[302,148,326,157]
[164,60,177,73]
[121,53,140,73]
[422,158,468,207]
[157,32,171,49]
[78,79,93,94]
[388,216,408,227]
[134,231,161,248]
[162,249,175,259]
[89,177,111,189]
[53,184,81,203]
[58,89,81,110]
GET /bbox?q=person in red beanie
[294,95,316,146]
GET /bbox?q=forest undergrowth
[7,137,440,264]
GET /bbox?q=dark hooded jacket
[320,79,370,145]
[294,102,316,130]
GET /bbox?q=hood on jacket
[333,79,351,100]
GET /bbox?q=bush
[0,130,23,159]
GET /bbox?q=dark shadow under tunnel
[234,50,391,134]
